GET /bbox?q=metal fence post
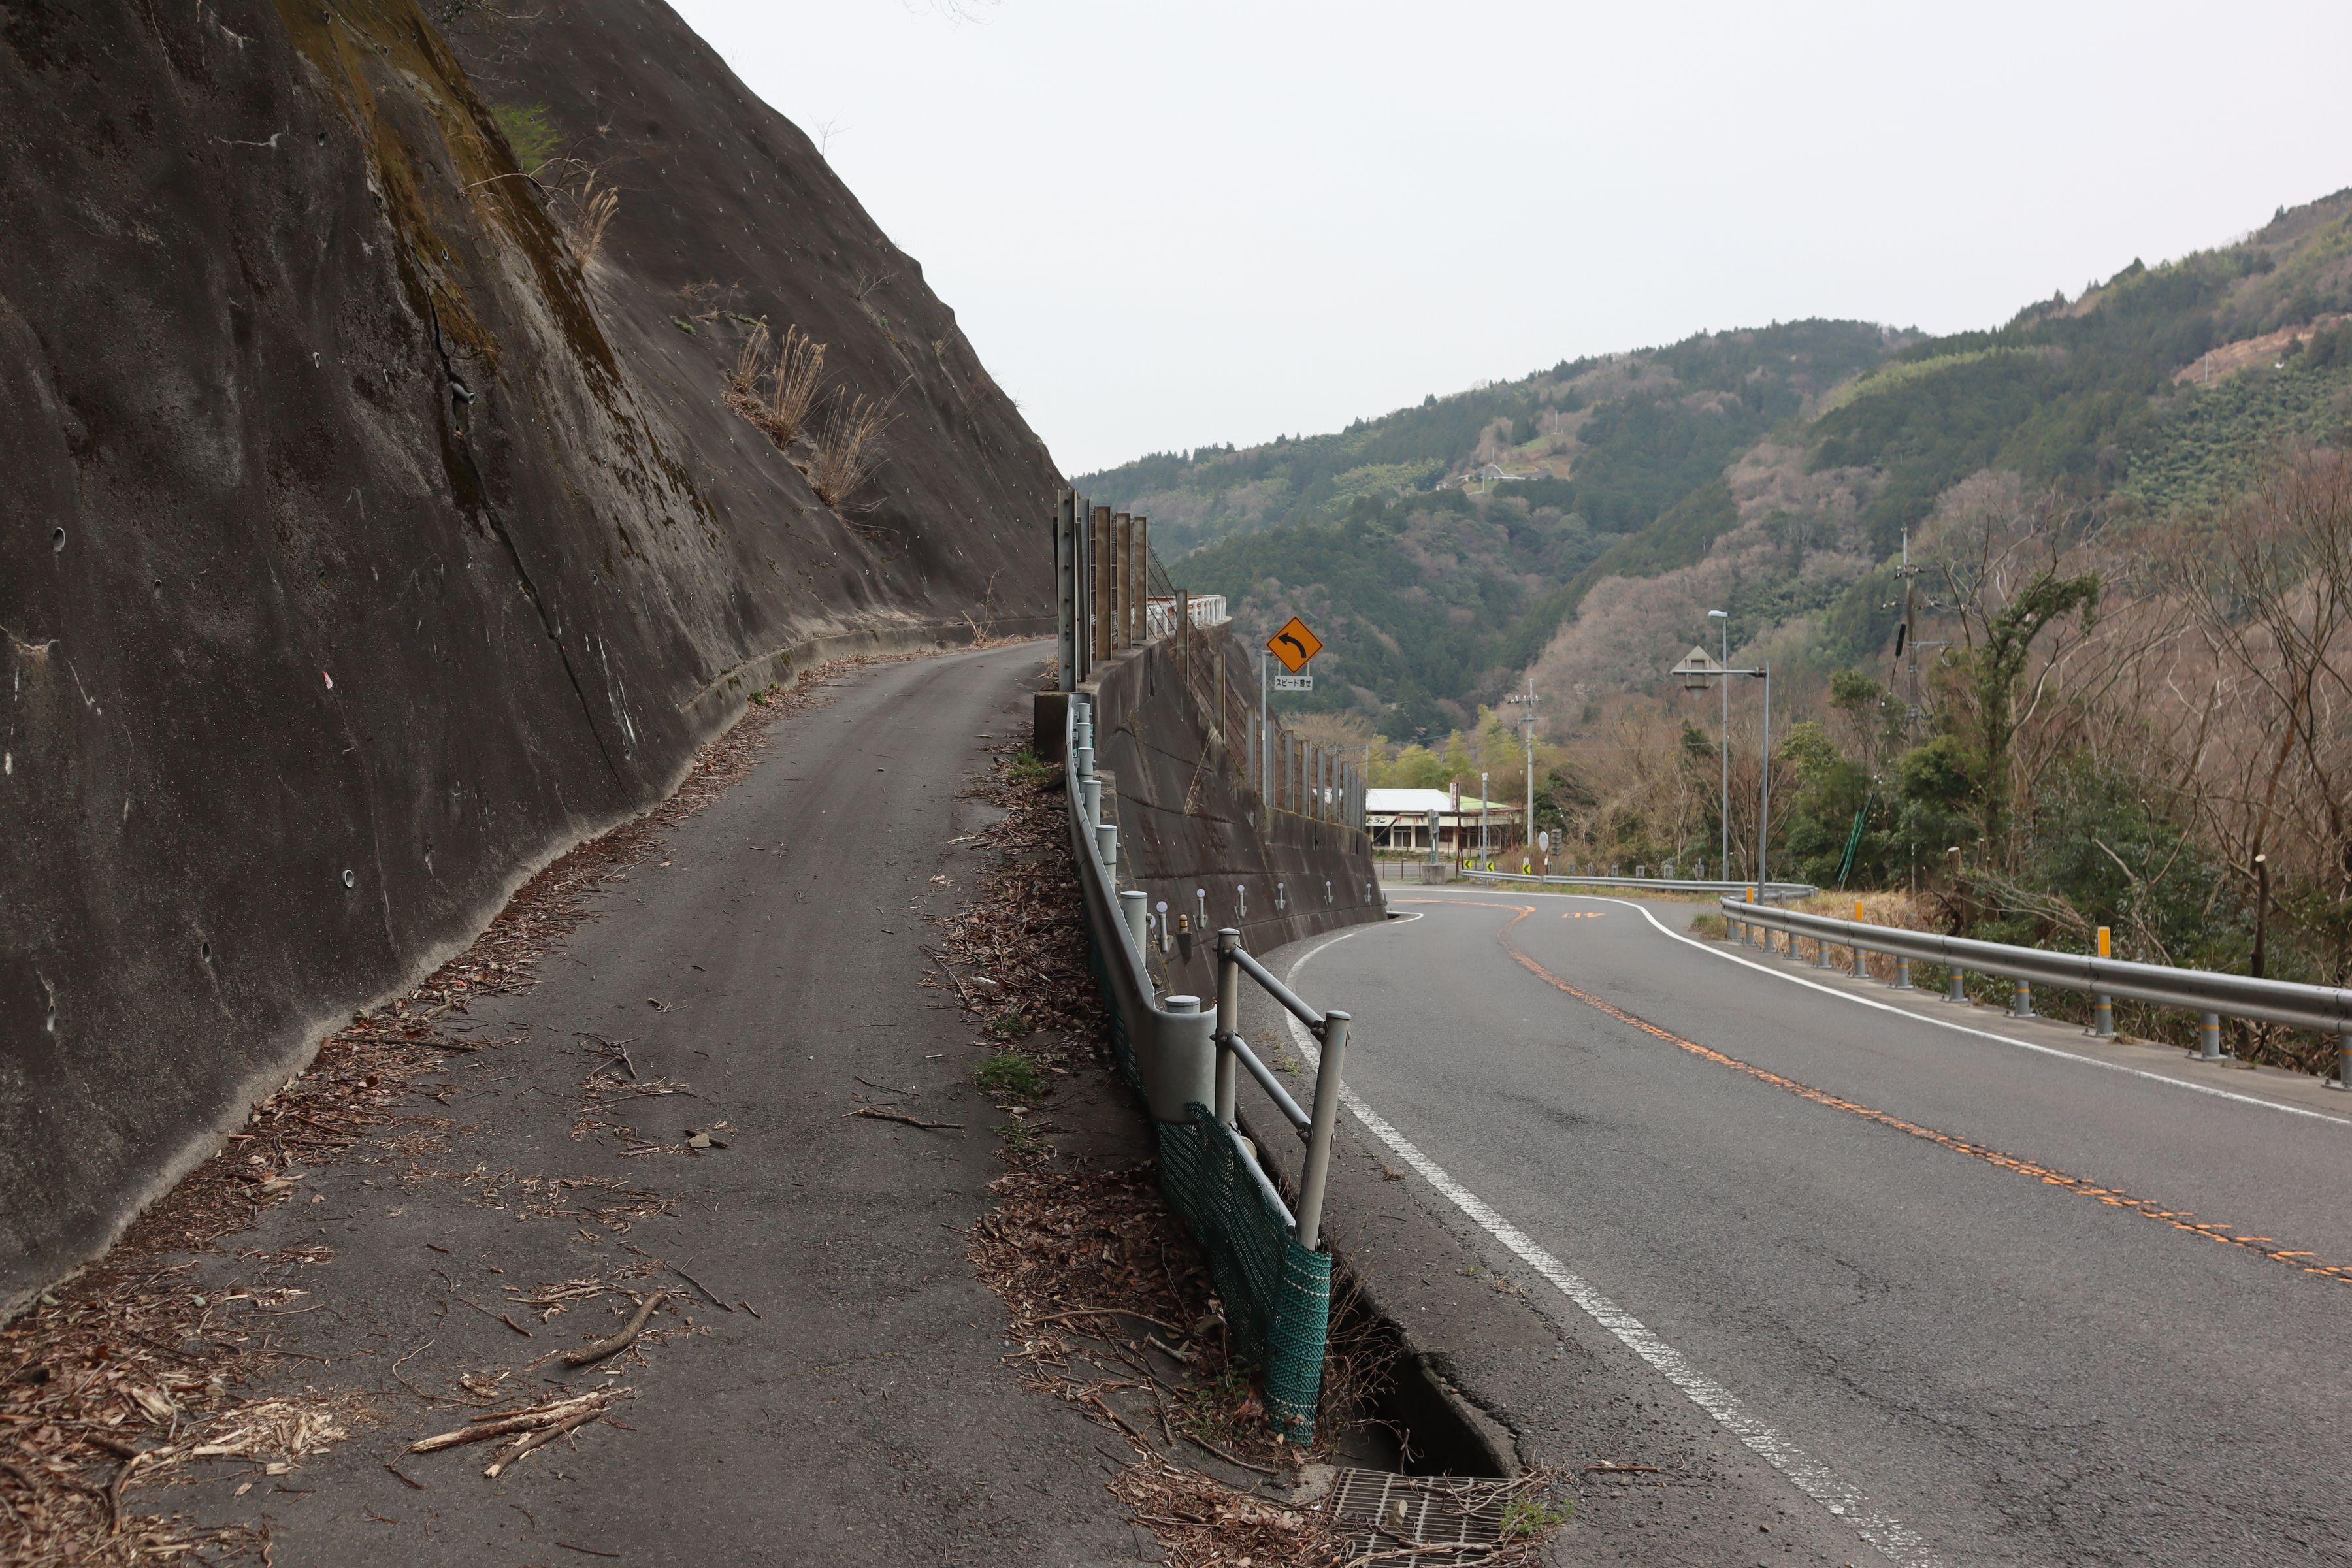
[1894,954,1914,989]
[1080,774,1101,827]
[2010,979,2034,1019]
[1213,930,1242,1127]
[1120,889,1147,952]
[1295,1011,1350,1252]
[1852,938,1868,979]
[2336,1033,2352,1091]
[1947,966,1967,1003]
[1096,823,1117,882]
[1811,936,1829,968]
[2198,1013,2223,1060]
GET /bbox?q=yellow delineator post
[2093,926,2115,1037]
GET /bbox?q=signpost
[1264,615,1322,813]
[1267,615,1323,674]
[1672,641,1771,892]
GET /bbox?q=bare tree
[2175,450,2352,977]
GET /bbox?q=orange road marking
[1490,907,2352,1288]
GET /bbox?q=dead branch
[562,1292,668,1367]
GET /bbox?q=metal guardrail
[1065,689,1357,1439]
[1143,593,1228,640]
[1064,692,1354,1243]
[1723,897,2352,1081]
[1470,869,1817,901]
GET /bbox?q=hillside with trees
[1088,189,2352,1068]
[1078,319,1898,733]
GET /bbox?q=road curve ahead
[1288,887,2352,1566]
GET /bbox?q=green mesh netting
[1157,1109,1331,1440]
[1082,927,1330,1439]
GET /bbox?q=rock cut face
[0,0,1060,1311]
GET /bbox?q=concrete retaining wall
[1065,628,1382,1001]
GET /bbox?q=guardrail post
[2198,1013,2223,1060]
[2336,1034,2352,1091]
[1120,889,1147,952]
[2010,979,2033,1019]
[1811,936,1828,969]
[1294,1011,1350,1252]
[1947,966,1966,1003]
[1095,823,1118,882]
[1852,938,1867,979]
[1213,930,1242,1127]
[1080,774,1101,827]
[1894,955,1915,990]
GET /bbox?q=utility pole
[1708,609,1730,879]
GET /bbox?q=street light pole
[1708,609,1729,879]
[1480,772,1489,864]
[1504,682,1539,860]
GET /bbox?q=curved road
[1277,886,2352,1565]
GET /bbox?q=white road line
[1278,926,1929,1567]
[1563,896,2352,1130]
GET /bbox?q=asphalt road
[1270,885,2352,1566]
[193,643,1158,1567]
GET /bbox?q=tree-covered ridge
[1173,481,1606,739]
[1075,318,1894,558]
[1808,190,2352,553]
[1111,190,2352,768]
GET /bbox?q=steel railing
[1143,593,1229,640]
[1471,868,1816,900]
[1723,896,2352,1081]
[1065,691,1354,1244]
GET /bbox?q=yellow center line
[1495,907,2352,1287]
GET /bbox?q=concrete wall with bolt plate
[1074,628,1383,1002]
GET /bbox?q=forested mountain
[1077,319,1899,734]
[1080,192,2352,742]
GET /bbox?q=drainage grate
[1329,1468,1512,1565]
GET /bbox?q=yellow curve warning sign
[1267,615,1324,674]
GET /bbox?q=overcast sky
[674,1,2352,478]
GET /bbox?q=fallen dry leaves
[943,693,1360,1564]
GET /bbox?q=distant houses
[1365,787,1524,853]
[1435,462,1531,495]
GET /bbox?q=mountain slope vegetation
[1080,319,1896,732]
[1083,193,2352,740]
